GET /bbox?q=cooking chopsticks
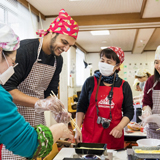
[50,90,81,134]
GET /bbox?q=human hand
[74,129,82,143]
[139,106,152,120]
[109,125,123,138]
[143,114,160,127]
[34,96,64,113]
[49,123,73,142]
[52,111,71,123]
[136,85,142,91]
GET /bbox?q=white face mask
[0,52,18,85]
[98,62,115,76]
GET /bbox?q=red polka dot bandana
[107,46,125,63]
[36,9,79,39]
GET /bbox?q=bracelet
[32,124,54,159]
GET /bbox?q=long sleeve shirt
[3,38,63,97]
[0,85,38,158]
[77,76,134,121]
[142,75,160,108]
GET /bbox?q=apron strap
[95,73,116,119]
[53,56,56,68]
[147,81,158,94]
[36,38,57,67]
[36,37,43,62]
[95,74,102,115]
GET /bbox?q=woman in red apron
[75,47,134,149]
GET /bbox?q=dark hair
[99,48,120,64]
[46,31,59,37]
[2,50,14,59]
[154,68,160,82]
[99,48,120,73]
[53,32,59,38]
[146,72,152,78]
[135,72,151,79]
[135,75,143,79]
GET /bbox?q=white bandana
[135,69,147,77]
[0,25,20,51]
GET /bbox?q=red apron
[0,144,2,160]
[82,76,125,149]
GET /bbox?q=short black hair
[46,31,59,37]
[99,48,120,65]
[154,68,160,82]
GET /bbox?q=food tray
[75,143,105,155]
[132,146,160,159]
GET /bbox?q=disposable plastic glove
[143,114,160,127]
[52,110,71,123]
[34,96,64,113]
[49,123,73,142]
[139,105,152,120]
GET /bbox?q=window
[76,48,85,86]
[0,0,38,40]
[8,10,18,24]
[0,7,5,23]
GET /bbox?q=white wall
[86,52,100,75]
[123,52,155,97]
[86,51,155,97]
[68,47,77,97]
[39,17,55,30]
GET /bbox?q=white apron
[147,88,160,138]
[2,38,57,160]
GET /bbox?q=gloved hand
[49,123,73,142]
[34,96,64,113]
[143,114,160,127]
[139,105,152,120]
[52,111,71,123]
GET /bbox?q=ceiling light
[90,30,110,36]
[140,40,143,43]
[102,41,107,43]
[101,47,108,50]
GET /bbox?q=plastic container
[137,138,160,147]
[133,146,160,159]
